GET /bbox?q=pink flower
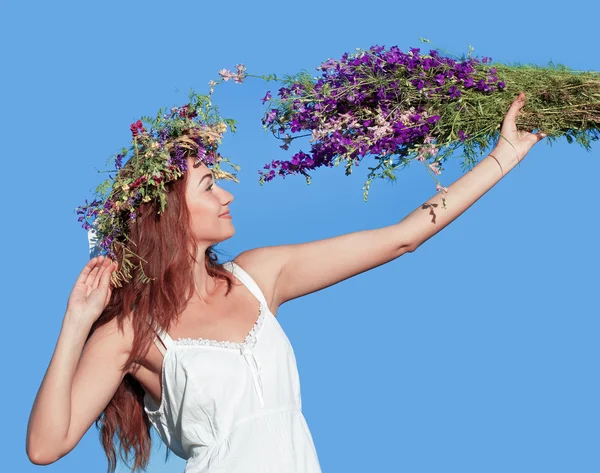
[130,120,145,137]
[428,162,441,175]
[436,182,448,193]
[218,69,236,81]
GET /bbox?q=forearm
[399,147,522,251]
[26,312,92,463]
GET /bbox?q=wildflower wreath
[237,40,600,201]
[76,90,242,286]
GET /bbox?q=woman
[26,92,544,473]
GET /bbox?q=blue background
[3,1,599,472]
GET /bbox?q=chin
[218,227,236,243]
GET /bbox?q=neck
[192,246,215,302]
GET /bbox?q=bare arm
[26,257,131,465]
[399,92,544,251]
[236,93,545,305]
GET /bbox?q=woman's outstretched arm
[26,257,131,465]
[236,93,545,306]
[391,92,544,251]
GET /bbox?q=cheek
[187,198,221,230]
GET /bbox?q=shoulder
[232,246,291,314]
[86,312,135,358]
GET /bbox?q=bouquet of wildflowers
[241,40,600,200]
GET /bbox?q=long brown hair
[86,167,235,472]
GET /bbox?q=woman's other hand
[66,256,116,328]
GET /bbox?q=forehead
[188,161,213,179]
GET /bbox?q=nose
[220,186,234,206]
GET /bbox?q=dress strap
[223,261,268,307]
[145,316,175,357]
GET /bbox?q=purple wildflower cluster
[258,45,506,183]
[76,199,102,232]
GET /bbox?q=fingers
[85,259,104,287]
[105,263,117,305]
[75,256,101,285]
[78,256,113,291]
[530,130,547,144]
[98,261,116,294]
[91,257,111,288]
[503,92,526,127]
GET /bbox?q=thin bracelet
[489,153,520,176]
[488,153,504,175]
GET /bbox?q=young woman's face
[185,160,235,246]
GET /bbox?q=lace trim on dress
[174,303,265,350]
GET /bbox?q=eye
[206,183,214,192]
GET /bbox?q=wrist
[489,146,523,170]
[62,308,94,334]
[485,147,523,178]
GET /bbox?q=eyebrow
[198,173,213,187]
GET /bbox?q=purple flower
[411,78,425,90]
[498,80,506,90]
[476,79,491,92]
[170,144,188,171]
[261,91,272,104]
[434,74,445,86]
[262,109,278,125]
[115,153,124,169]
[463,77,475,88]
[158,127,170,145]
[196,142,206,160]
[289,119,302,133]
[448,86,461,99]
[422,58,434,71]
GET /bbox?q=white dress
[143,261,322,472]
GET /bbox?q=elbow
[405,243,417,254]
[27,449,58,466]
[401,240,419,254]
[26,441,66,466]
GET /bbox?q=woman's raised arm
[26,256,132,465]
[236,93,546,306]
[394,92,545,251]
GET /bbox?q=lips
[219,211,230,217]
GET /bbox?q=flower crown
[76,91,240,286]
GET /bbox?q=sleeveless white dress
[143,261,322,472]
